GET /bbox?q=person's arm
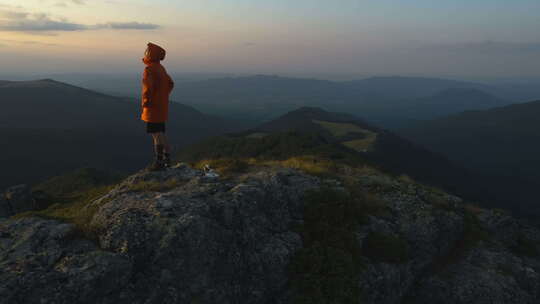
[142,66,155,107]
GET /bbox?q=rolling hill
[179,107,490,203]
[400,100,540,220]
[368,88,508,128]
[0,79,243,189]
[404,88,506,117]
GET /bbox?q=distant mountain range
[406,88,506,116]
[0,79,244,189]
[342,76,493,99]
[368,88,507,128]
[400,99,540,220]
[170,75,539,127]
[26,74,540,129]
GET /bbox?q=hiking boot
[164,153,172,168]
[147,160,166,172]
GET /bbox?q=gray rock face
[408,211,540,304]
[1,165,539,303]
[0,218,131,304]
[91,166,320,303]
[1,184,36,217]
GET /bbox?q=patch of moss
[462,212,490,250]
[193,155,344,179]
[126,178,184,193]
[361,232,409,264]
[397,174,415,184]
[342,134,378,153]
[193,158,249,177]
[288,188,365,304]
[178,131,367,169]
[14,185,114,242]
[426,192,455,212]
[13,168,125,241]
[312,120,367,138]
[510,234,540,259]
[266,156,340,178]
[31,167,124,210]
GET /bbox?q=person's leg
[151,133,159,146]
[161,133,171,166]
[154,132,165,162]
[148,132,165,170]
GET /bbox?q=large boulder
[408,210,540,304]
[90,165,320,303]
[0,217,132,304]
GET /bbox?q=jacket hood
[143,42,166,65]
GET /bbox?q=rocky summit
[1,163,539,304]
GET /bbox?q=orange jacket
[141,43,174,123]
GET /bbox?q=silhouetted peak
[288,106,328,115]
[38,78,59,83]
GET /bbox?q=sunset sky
[1,0,539,79]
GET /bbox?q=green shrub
[462,212,490,250]
[288,188,365,304]
[361,232,409,264]
[346,184,390,220]
[290,244,362,304]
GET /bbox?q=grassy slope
[14,168,124,240]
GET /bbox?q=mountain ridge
[399,98,540,221]
[178,107,491,206]
[0,79,243,189]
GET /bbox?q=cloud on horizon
[53,0,85,7]
[95,22,160,30]
[0,8,160,32]
[0,38,58,47]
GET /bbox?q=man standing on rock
[141,42,175,171]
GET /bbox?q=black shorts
[146,122,166,134]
